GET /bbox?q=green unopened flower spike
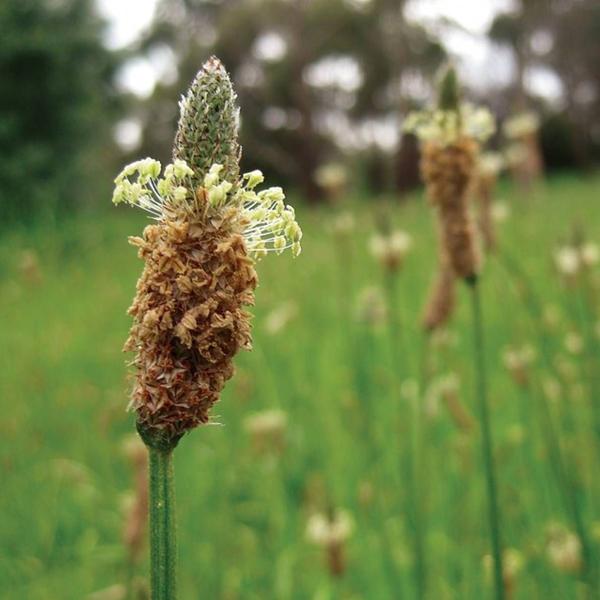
[111,56,301,600]
[173,55,241,188]
[438,65,460,113]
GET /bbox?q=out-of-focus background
[2,1,600,598]
[2,0,599,220]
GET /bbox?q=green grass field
[2,173,600,599]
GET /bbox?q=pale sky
[97,0,524,97]
[97,0,506,49]
[97,0,561,149]
[97,0,158,50]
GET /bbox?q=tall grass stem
[385,273,426,598]
[497,250,597,592]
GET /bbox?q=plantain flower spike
[112,57,302,449]
[422,250,457,332]
[173,56,241,187]
[405,65,495,282]
[475,152,504,253]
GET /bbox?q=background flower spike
[437,64,460,113]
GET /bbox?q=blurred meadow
[2,0,600,599]
[4,174,600,598]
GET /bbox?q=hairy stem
[468,280,504,600]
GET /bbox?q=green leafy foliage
[0,0,121,223]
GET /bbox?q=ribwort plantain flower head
[474,152,503,253]
[503,344,536,388]
[404,102,495,147]
[112,57,301,446]
[546,523,582,574]
[112,160,301,258]
[503,111,540,140]
[405,67,494,146]
[306,509,354,577]
[553,240,599,283]
[369,229,412,272]
[405,66,495,281]
[422,251,456,332]
[478,152,504,179]
[306,510,354,547]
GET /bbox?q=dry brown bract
[421,137,480,280]
[125,215,257,437]
[422,251,456,332]
[474,172,497,252]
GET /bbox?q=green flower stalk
[111,56,302,600]
[407,66,505,600]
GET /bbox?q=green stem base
[138,424,180,600]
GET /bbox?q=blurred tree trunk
[395,134,420,196]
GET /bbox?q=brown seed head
[115,59,301,445]
[125,213,258,439]
[420,137,480,280]
[474,172,497,252]
[422,250,457,332]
